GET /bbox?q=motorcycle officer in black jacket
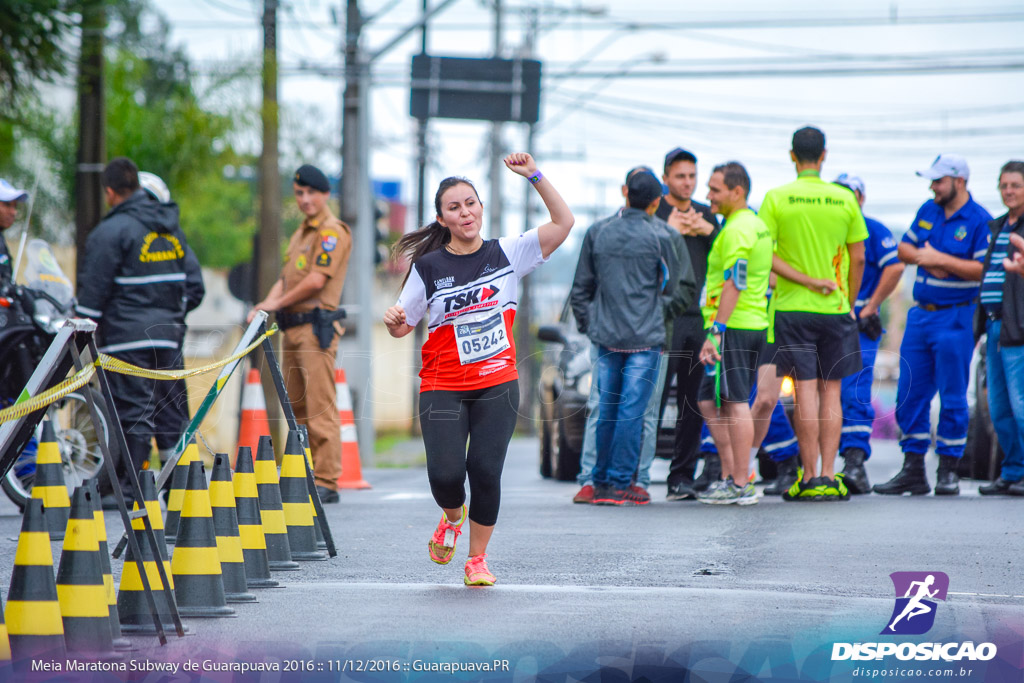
[76,158,204,505]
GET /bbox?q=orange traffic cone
[6,499,65,665]
[335,368,370,489]
[237,367,271,464]
[32,419,71,540]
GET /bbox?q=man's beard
[934,186,956,206]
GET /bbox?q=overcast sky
[154,0,1024,249]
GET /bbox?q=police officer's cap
[294,164,330,193]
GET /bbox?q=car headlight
[575,371,592,397]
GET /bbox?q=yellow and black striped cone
[0,587,9,665]
[254,435,299,571]
[84,480,131,652]
[280,430,327,561]
[164,437,199,544]
[56,486,121,659]
[233,446,280,588]
[210,453,257,603]
[118,470,188,635]
[6,498,65,665]
[170,461,236,617]
[300,427,328,551]
[32,419,70,541]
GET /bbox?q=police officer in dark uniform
[248,164,351,503]
[0,178,29,285]
[76,158,204,505]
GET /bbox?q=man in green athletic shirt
[696,161,773,506]
[758,127,868,501]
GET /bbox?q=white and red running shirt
[398,228,547,392]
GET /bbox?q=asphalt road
[0,438,1020,681]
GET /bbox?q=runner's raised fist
[503,153,537,177]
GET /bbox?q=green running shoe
[821,475,850,501]
[782,470,826,501]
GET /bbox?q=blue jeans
[578,344,666,488]
[593,346,662,489]
[986,320,1024,482]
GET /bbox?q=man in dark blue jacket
[77,158,204,504]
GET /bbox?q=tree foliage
[0,0,74,109]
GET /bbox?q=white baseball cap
[916,154,970,181]
[0,179,28,202]
[833,173,865,196]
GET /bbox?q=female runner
[383,153,574,585]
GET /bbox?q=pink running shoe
[464,554,496,586]
[428,504,467,564]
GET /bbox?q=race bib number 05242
[454,312,510,365]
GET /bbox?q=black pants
[419,380,519,527]
[661,315,707,487]
[104,345,187,494]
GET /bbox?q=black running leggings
[419,380,520,527]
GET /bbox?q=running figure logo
[882,571,949,635]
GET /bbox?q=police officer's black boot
[840,448,871,495]
[693,452,721,493]
[764,455,799,496]
[934,455,961,496]
[872,452,930,495]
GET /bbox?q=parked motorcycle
[0,239,115,510]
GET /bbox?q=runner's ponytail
[394,176,479,287]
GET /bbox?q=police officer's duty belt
[276,307,347,349]
[916,300,971,312]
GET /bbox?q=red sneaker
[627,485,651,505]
[428,504,467,564]
[573,484,595,504]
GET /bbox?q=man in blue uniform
[833,174,905,494]
[875,154,992,496]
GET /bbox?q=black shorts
[760,340,781,367]
[698,328,766,403]
[773,311,862,381]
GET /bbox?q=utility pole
[259,0,284,437]
[74,0,105,258]
[410,0,429,437]
[515,6,539,434]
[340,0,361,233]
[487,0,504,240]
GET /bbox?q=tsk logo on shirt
[443,285,501,318]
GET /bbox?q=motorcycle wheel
[2,388,115,511]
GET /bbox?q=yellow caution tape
[0,364,96,423]
[97,327,276,380]
[0,326,276,424]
